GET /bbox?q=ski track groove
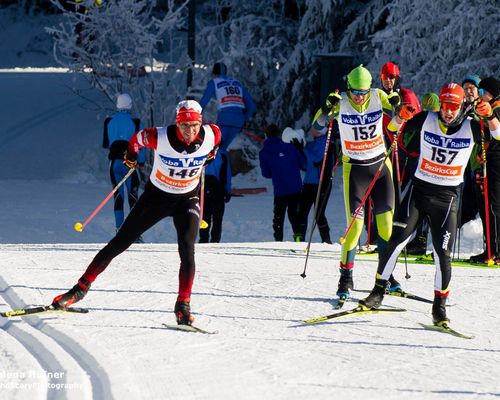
[0,276,113,400]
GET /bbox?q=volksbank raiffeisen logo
[341,110,382,125]
[159,155,205,167]
[423,131,471,149]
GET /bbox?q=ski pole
[301,118,335,278]
[74,166,136,232]
[479,118,494,265]
[339,127,402,244]
[199,167,209,229]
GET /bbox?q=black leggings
[81,182,200,299]
[377,180,458,294]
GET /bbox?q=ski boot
[174,300,194,326]
[386,275,402,293]
[469,250,487,264]
[318,225,332,244]
[432,296,449,327]
[405,235,427,256]
[52,278,91,309]
[134,235,144,244]
[336,267,353,298]
[293,233,304,243]
[359,279,386,310]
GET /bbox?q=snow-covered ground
[1,242,500,400]
[1,9,498,400]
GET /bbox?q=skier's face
[440,102,462,124]
[349,89,369,105]
[381,74,396,92]
[177,122,202,143]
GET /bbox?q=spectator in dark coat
[259,124,306,241]
[199,149,232,243]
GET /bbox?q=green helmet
[421,92,440,112]
[347,65,372,90]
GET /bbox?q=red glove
[123,150,137,169]
[398,105,416,121]
[476,101,493,118]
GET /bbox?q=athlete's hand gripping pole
[74,167,136,232]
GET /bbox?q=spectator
[199,149,232,243]
[470,77,500,263]
[259,124,306,241]
[296,125,336,244]
[102,93,145,241]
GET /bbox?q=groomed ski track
[1,242,499,400]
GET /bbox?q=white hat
[281,127,306,146]
[116,93,132,110]
[175,100,203,123]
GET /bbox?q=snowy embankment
[1,242,500,400]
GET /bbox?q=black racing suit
[377,112,485,297]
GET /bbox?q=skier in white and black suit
[360,83,500,326]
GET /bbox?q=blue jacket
[303,135,334,184]
[259,137,306,196]
[205,149,231,195]
[103,111,146,163]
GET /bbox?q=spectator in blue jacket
[102,93,146,238]
[200,62,256,151]
[199,149,232,243]
[259,124,306,241]
[297,127,336,243]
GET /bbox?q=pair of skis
[307,288,473,339]
[1,305,217,335]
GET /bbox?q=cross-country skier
[315,65,408,300]
[200,62,256,151]
[52,100,221,326]
[359,83,500,326]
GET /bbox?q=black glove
[204,147,218,166]
[290,138,304,152]
[321,92,342,115]
[224,193,231,203]
[387,92,401,108]
[123,150,137,169]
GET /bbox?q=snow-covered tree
[366,0,500,96]
[47,0,189,126]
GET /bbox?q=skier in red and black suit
[52,100,221,326]
[360,83,500,327]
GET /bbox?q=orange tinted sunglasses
[381,73,397,80]
[441,102,461,112]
